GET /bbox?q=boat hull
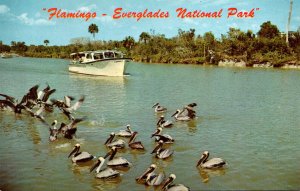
[69,59,129,77]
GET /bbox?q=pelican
[128,131,145,150]
[49,120,59,141]
[59,117,86,139]
[68,143,94,163]
[171,110,193,121]
[145,171,165,186]
[162,174,190,191]
[196,151,226,169]
[90,157,120,179]
[151,127,174,144]
[151,140,173,159]
[104,132,126,149]
[104,146,131,167]
[157,115,173,128]
[116,124,133,137]
[152,103,167,113]
[135,164,157,184]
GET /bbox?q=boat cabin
[70,50,124,64]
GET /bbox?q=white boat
[69,50,131,76]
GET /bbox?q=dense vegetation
[1,21,299,67]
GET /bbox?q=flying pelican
[162,174,190,191]
[90,157,120,179]
[157,115,173,128]
[68,143,94,163]
[59,117,86,139]
[116,124,133,137]
[196,151,226,169]
[104,132,126,149]
[151,127,174,144]
[104,146,131,167]
[128,131,145,150]
[152,103,167,113]
[151,140,173,159]
[49,120,59,142]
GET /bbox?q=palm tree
[44,40,49,46]
[139,32,151,44]
[123,36,135,50]
[88,23,99,40]
[286,0,293,46]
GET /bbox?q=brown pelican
[116,124,133,137]
[68,143,94,163]
[135,164,157,184]
[59,117,86,139]
[104,146,131,167]
[145,171,165,186]
[52,95,84,120]
[90,157,120,179]
[152,103,167,113]
[196,151,226,169]
[162,174,190,191]
[151,127,174,144]
[171,109,193,121]
[172,103,197,121]
[157,115,173,128]
[104,132,126,149]
[151,140,173,159]
[49,120,59,142]
[128,131,145,150]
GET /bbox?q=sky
[0,0,299,45]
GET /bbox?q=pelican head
[129,131,138,143]
[196,151,209,167]
[104,132,115,145]
[90,157,105,173]
[171,110,180,117]
[151,127,162,137]
[51,120,58,128]
[136,164,157,182]
[162,174,176,190]
[68,143,80,158]
[152,103,159,108]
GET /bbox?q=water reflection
[91,176,122,191]
[69,73,126,86]
[197,168,226,183]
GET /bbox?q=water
[0,57,299,190]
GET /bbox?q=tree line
[1,21,299,67]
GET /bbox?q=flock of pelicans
[0,84,227,191]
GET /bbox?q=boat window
[86,53,92,59]
[93,53,103,60]
[114,52,123,58]
[104,52,115,59]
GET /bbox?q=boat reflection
[197,168,226,183]
[69,73,127,86]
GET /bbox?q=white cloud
[95,15,117,25]
[0,4,10,14]
[17,13,55,25]
[182,18,199,25]
[227,22,238,28]
[78,4,97,12]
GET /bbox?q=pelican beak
[90,159,100,173]
[196,154,206,167]
[68,146,78,158]
[104,134,113,145]
[151,143,161,154]
[161,176,173,190]
[156,118,162,126]
[135,166,155,181]
[103,151,111,159]
[128,132,137,143]
[171,111,178,117]
[152,103,158,108]
[151,129,159,138]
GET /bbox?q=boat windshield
[104,52,115,59]
[93,53,104,60]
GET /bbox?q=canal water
[0,57,299,190]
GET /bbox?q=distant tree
[123,36,135,50]
[139,32,151,44]
[286,0,293,45]
[257,21,280,39]
[88,23,99,40]
[44,39,49,46]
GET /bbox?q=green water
[0,57,299,190]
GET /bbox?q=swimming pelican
[68,143,94,163]
[135,164,157,184]
[157,115,173,128]
[116,124,133,137]
[145,171,165,186]
[171,109,193,121]
[90,157,120,179]
[104,146,131,167]
[151,127,174,144]
[162,174,190,191]
[128,131,145,150]
[151,140,173,159]
[104,132,126,149]
[152,103,167,113]
[196,151,226,169]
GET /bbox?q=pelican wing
[202,158,226,169]
[96,168,120,179]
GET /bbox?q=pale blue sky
[0,0,299,45]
